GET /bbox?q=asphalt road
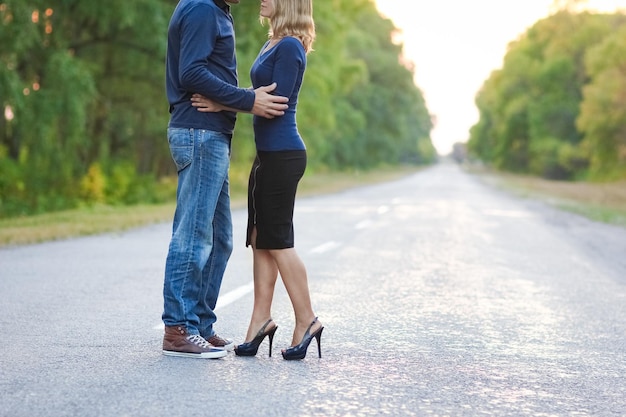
[1,162,625,417]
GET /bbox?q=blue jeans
[162,128,233,337]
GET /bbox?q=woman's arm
[270,37,305,99]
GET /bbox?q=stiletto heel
[281,317,324,360]
[234,319,278,357]
[315,328,322,358]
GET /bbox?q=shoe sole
[162,349,227,359]
[207,339,235,351]
[220,342,235,352]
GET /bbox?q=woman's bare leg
[269,248,321,346]
[243,227,278,342]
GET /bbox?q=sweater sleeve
[271,38,305,99]
[177,3,254,111]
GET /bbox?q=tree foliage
[468,10,626,181]
[577,24,626,179]
[0,0,434,217]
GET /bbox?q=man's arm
[192,83,288,117]
[251,84,289,118]
[179,4,287,118]
[178,4,254,110]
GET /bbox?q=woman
[193,0,322,360]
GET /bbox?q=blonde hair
[262,0,316,53]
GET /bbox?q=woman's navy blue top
[250,36,307,151]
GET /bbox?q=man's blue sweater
[166,0,255,135]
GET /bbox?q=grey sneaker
[163,325,227,359]
[206,334,235,351]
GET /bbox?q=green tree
[340,3,434,167]
[577,24,626,180]
[0,0,434,218]
[469,10,626,180]
[0,0,172,215]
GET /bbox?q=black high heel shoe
[281,317,323,360]
[234,319,278,357]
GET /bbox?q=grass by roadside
[0,166,420,248]
[467,164,626,228]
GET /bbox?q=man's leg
[161,128,229,358]
[194,132,233,346]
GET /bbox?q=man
[162,0,288,359]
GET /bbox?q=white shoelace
[187,334,212,349]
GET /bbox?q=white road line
[355,220,372,229]
[309,241,341,254]
[355,205,388,229]
[215,282,254,311]
[483,209,532,218]
[152,282,254,330]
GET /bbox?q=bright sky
[374,0,626,155]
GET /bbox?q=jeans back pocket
[167,128,194,172]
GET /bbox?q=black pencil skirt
[246,150,307,249]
